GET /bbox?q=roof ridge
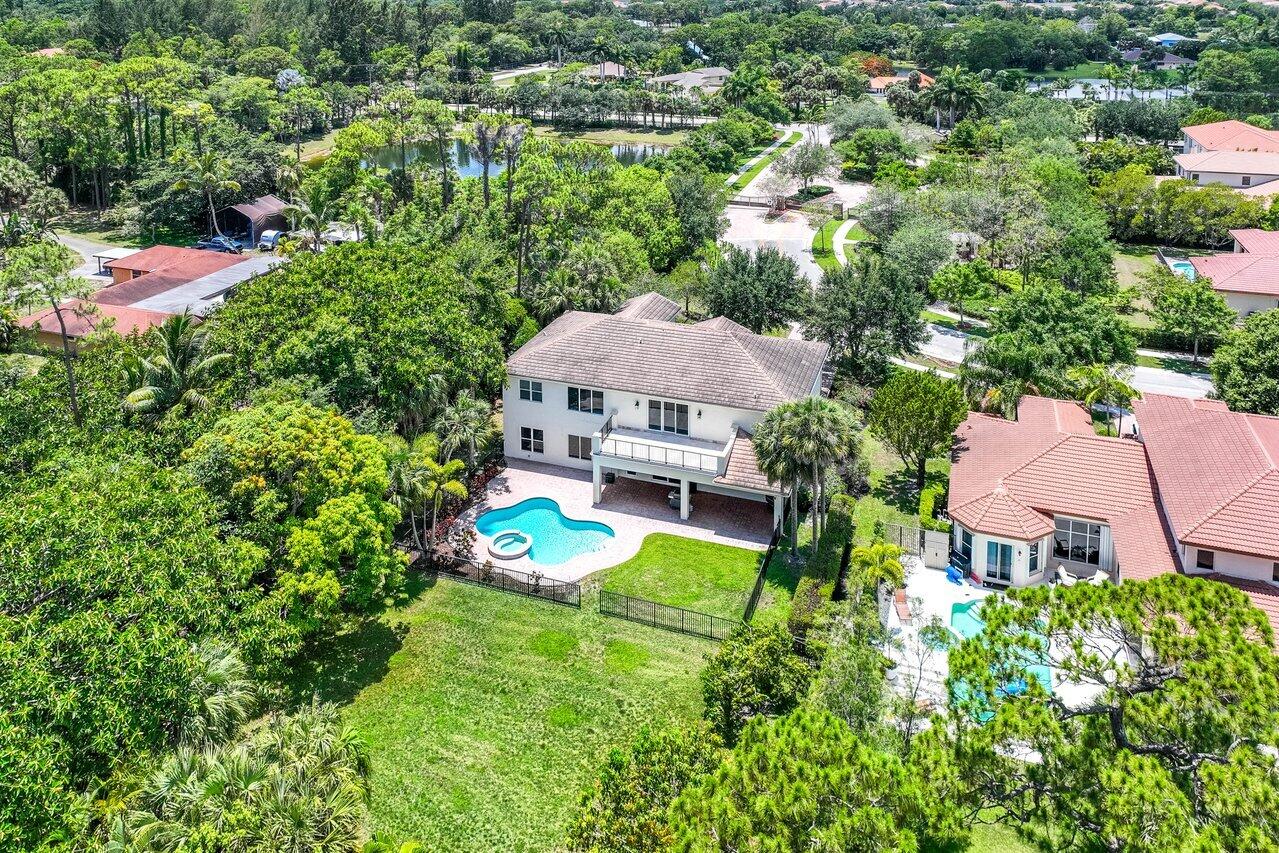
[722,330,802,404]
[1181,468,1276,538]
[1244,409,1279,468]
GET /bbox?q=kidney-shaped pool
[475,497,615,566]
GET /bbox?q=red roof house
[1189,227,1279,317]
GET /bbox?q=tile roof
[19,300,172,339]
[1189,253,1279,296]
[94,252,248,305]
[1175,150,1279,176]
[1183,120,1279,153]
[1230,228,1279,255]
[507,309,828,412]
[950,396,1178,578]
[104,244,207,273]
[615,292,682,322]
[714,427,782,494]
[1133,394,1279,561]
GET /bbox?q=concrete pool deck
[455,459,774,582]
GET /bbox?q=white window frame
[520,426,544,454]
[568,386,604,415]
[519,379,542,402]
[568,434,592,459]
[1054,518,1102,566]
[647,399,690,435]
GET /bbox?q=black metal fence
[433,559,581,608]
[743,523,784,623]
[600,590,739,641]
[882,522,923,556]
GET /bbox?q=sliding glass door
[986,541,1013,583]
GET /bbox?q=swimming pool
[475,497,615,566]
[1168,260,1197,280]
[951,600,1053,695]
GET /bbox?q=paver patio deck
[455,459,773,582]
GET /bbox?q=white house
[1182,119,1279,156]
[502,293,829,528]
[649,66,731,96]
[1173,150,1279,191]
[1149,32,1193,48]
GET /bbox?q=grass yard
[287,574,713,852]
[530,124,689,148]
[599,532,798,625]
[812,218,845,273]
[851,432,950,545]
[921,310,991,338]
[1114,243,1159,289]
[55,209,200,249]
[728,130,802,191]
[1016,61,1107,81]
[1136,352,1208,374]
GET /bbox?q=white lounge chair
[1055,564,1078,587]
[1088,568,1110,586]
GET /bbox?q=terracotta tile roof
[1183,120,1279,153]
[714,427,782,494]
[1203,573,1279,641]
[1134,394,1279,561]
[868,74,933,89]
[950,396,1178,578]
[1175,150,1279,176]
[615,292,682,322]
[19,300,171,339]
[1230,228,1279,255]
[1190,253,1279,296]
[104,244,207,274]
[508,310,828,412]
[94,252,248,306]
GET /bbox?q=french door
[986,541,1013,583]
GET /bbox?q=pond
[1025,78,1188,101]
[364,138,666,174]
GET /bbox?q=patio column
[772,494,784,530]
[592,458,602,504]
[679,478,690,520]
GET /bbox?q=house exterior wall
[951,524,1053,588]
[1175,166,1279,188]
[501,374,766,472]
[1181,542,1277,583]
[1222,290,1279,318]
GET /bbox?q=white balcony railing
[593,418,727,474]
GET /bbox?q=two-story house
[502,293,829,529]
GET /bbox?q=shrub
[918,482,951,533]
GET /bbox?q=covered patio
[457,459,775,581]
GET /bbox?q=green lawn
[1136,352,1208,374]
[599,532,798,625]
[1114,243,1159,289]
[530,125,689,148]
[971,820,1038,852]
[812,218,845,273]
[287,575,713,851]
[921,310,991,338]
[55,209,200,249]
[729,130,802,192]
[1014,61,1107,81]
[852,433,950,545]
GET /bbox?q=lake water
[365,138,666,174]
[1025,78,1188,101]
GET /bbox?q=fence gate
[882,523,923,556]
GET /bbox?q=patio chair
[894,588,912,625]
[1055,564,1078,587]
[1088,568,1110,586]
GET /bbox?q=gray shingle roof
[615,292,682,322]
[508,309,828,411]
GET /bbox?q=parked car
[257,229,285,251]
[195,235,244,254]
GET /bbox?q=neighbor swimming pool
[1168,259,1197,280]
[951,600,1053,695]
[475,497,615,565]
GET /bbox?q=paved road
[52,231,126,281]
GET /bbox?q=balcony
[594,418,727,475]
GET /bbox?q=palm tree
[1176,64,1196,94]
[961,336,1063,419]
[182,640,255,748]
[929,66,986,129]
[590,35,614,84]
[385,433,441,550]
[753,404,804,553]
[275,158,304,196]
[721,65,768,107]
[1068,364,1140,437]
[533,268,588,322]
[850,541,905,605]
[174,152,241,239]
[544,19,570,66]
[283,182,332,251]
[435,390,493,468]
[397,372,448,439]
[123,311,230,426]
[466,117,507,208]
[422,456,467,547]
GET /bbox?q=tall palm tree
[752,404,804,552]
[1068,363,1140,437]
[544,19,570,66]
[929,66,986,129]
[283,182,332,252]
[123,311,230,425]
[422,457,467,547]
[435,391,493,468]
[785,396,859,545]
[174,152,241,239]
[1176,64,1196,94]
[590,35,615,84]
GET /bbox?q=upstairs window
[568,386,604,415]
[518,379,542,402]
[1196,549,1215,570]
[647,399,689,435]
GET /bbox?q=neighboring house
[1121,47,1194,70]
[1182,119,1279,155]
[947,393,1279,634]
[20,246,281,348]
[29,47,66,58]
[1149,31,1194,48]
[948,397,1177,588]
[649,66,731,96]
[1077,15,1098,33]
[1173,150,1279,191]
[501,293,829,527]
[1189,228,1279,317]
[581,61,630,82]
[868,72,934,94]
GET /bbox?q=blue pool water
[951,600,1053,696]
[1169,260,1197,280]
[475,497,614,565]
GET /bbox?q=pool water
[950,600,1053,695]
[1169,260,1197,280]
[475,497,614,565]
